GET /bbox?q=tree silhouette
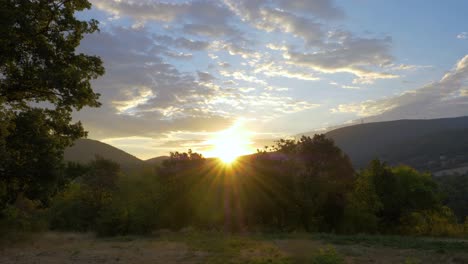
[0,0,104,208]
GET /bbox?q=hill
[300,116,468,172]
[144,156,169,165]
[64,138,144,167]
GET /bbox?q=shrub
[94,174,162,236]
[94,200,128,236]
[0,194,47,235]
[48,183,101,231]
[399,206,464,237]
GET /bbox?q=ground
[1,231,468,264]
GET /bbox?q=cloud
[153,35,210,51]
[457,32,467,39]
[76,0,448,158]
[92,0,240,37]
[385,64,433,71]
[112,87,155,115]
[211,41,262,59]
[197,71,216,82]
[92,1,401,84]
[219,70,267,85]
[75,26,318,144]
[285,36,398,83]
[342,85,361,90]
[329,81,360,90]
[218,62,231,68]
[182,23,239,37]
[257,8,325,46]
[222,0,399,83]
[92,0,231,24]
[333,55,468,120]
[253,60,320,81]
[277,0,344,19]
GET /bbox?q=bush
[399,206,464,237]
[0,195,47,235]
[49,157,122,232]
[48,183,102,231]
[94,195,159,236]
[311,246,344,264]
[94,200,128,236]
[94,174,162,236]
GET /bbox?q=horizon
[84,114,468,161]
[72,0,468,160]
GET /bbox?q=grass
[314,233,468,252]
[2,230,468,263]
[158,229,292,264]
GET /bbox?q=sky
[73,0,468,160]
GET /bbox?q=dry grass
[1,231,468,264]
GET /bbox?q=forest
[1,134,468,239]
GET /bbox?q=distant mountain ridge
[64,138,170,168]
[66,116,468,174]
[309,116,468,171]
[64,138,144,167]
[145,156,169,165]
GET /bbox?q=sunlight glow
[205,119,254,164]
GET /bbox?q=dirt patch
[0,232,205,264]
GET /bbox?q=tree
[0,0,104,208]
[1,109,85,207]
[157,150,207,229]
[352,160,442,233]
[0,0,104,109]
[274,135,355,231]
[435,173,468,222]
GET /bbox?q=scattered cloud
[457,32,467,39]
[71,0,465,158]
[277,0,345,20]
[333,55,468,120]
[285,36,398,83]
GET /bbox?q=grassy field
[1,231,468,264]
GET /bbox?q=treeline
[1,135,467,237]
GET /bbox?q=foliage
[399,206,464,237]
[157,150,218,229]
[0,0,104,109]
[342,167,381,233]
[344,160,446,234]
[0,0,103,210]
[48,182,98,231]
[50,158,164,236]
[311,246,344,264]
[272,135,355,232]
[49,158,120,232]
[435,172,468,221]
[94,171,163,236]
[0,194,47,234]
[0,109,84,209]
[7,137,468,238]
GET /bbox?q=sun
[205,120,253,164]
